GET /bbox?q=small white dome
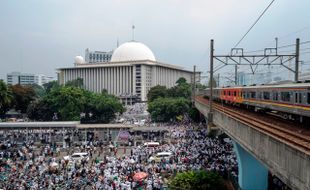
[74,56,85,64]
[111,41,156,62]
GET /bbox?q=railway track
[196,96,310,155]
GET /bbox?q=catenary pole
[209,40,214,125]
[295,38,300,82]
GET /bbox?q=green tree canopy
[148,97,190,122]
[43,80,59,93]
[65,77,84,88]
[147,85,167,102]
[176,77,187,86]
[10,84,36,113]
[0,80,13,115]
[30,84,46,97]
[169,170,226,190]
[27,85,124,122]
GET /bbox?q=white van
[70,152,89,162]
[143,142,160,148]
[148,152,173,163]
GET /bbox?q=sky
[1,0,310,84]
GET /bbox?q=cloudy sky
[1,0,310,82]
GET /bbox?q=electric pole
[235,65,238,85]
[295,38,300,82]
[192,65,196,104]
[209,39,214,126]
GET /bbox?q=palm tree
[0,80,13,115]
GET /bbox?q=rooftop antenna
[132,25,135,41]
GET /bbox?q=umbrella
[133,172,148,181]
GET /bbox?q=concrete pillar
[233,141,268,190]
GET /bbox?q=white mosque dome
[111,41,156,62]
[74,56,85,64]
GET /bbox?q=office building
[7,72,56,86]
[85,48,113,63]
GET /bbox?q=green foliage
[176,77,187,86]
[65,77,84,88]
[43,80,59,93]
[82,90,125,123]
[188,107,200,122]
[0,80,13,115]
[196,83,207,89]
[147,77,193,122]
[168,77,191,99]
[169,170,226,190]
[148,97,190,122]
[27,85,124,122]
[10,84,36,113]
[147,85,167,102]
[30,84,46,97]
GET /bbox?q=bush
[168,170,226,190]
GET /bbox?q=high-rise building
[6,72,56,86]
[85,48,113,63]
[58,41,200,104]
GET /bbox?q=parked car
[70,152,89,162]
[143,142,160,148]
[148,152,173,163]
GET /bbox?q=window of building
[233,91,236,96]
[250,92,256,98]
[224,91,226,95]
[308,93,310,104]
[273,92,278,101]
[228,91,231,96]
[263,92,270,100]
[258,92,262,99]
[281,92,291,102]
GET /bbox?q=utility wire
[233,0,276,48]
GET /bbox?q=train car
[202,82,310,122]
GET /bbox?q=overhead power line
[233,0,276,48]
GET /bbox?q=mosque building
[57,41,199,104]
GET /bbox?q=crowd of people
[123,103,148,115]
[0,123,289,189]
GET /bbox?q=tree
[176,77,187,86]
[65,77,84,88]
[0,80,12,115]
[43,80,59,93]
[10,84,36,113]
[169,170,226,190]
[147,85,167,102]
[82,91,125,123]
[148,97,190,122]
[30,84,46,97]
[27,85,125,122]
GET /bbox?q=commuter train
[202,82,310,122]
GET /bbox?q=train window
[295,93,301,103]
[273,92,278,101]
[281,92,291,102]
[308,93,310,104]
[250,92,256,98]
[263,92,270,100]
